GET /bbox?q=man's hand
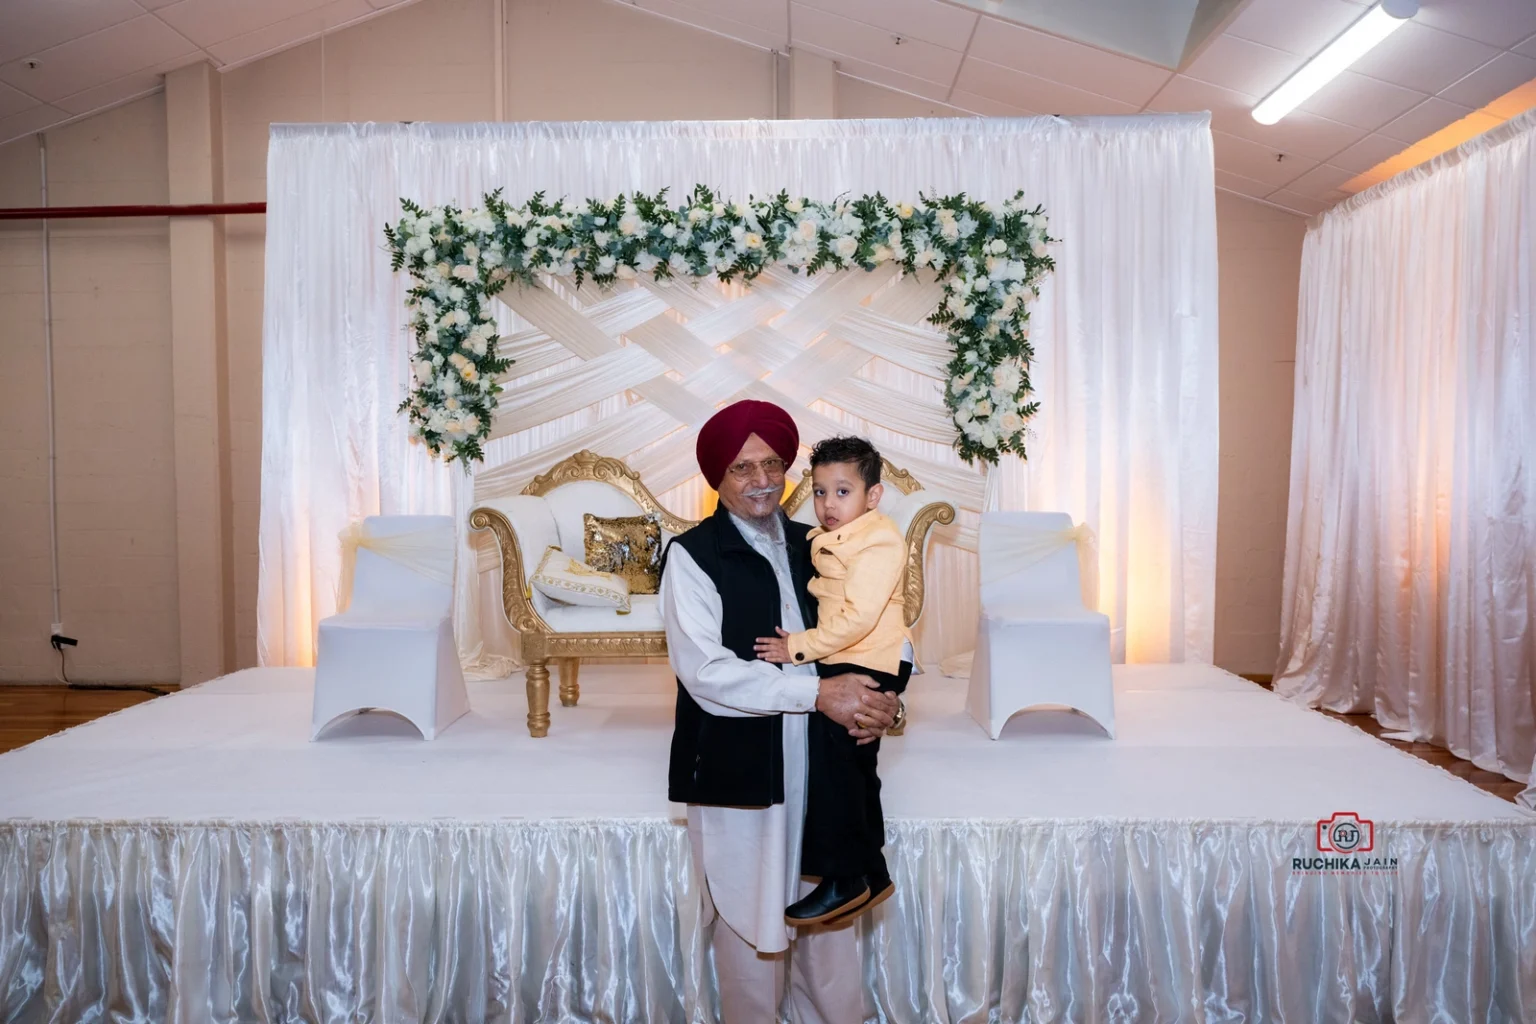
[754,627,791,664]
[816,673,898,745]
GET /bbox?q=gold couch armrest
[467,506,552,637]
[901,498,956,627]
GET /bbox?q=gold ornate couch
[470,450,955,736]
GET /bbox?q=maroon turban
[696,400,799,489]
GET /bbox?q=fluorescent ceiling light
[1251,0,1419,125]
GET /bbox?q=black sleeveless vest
[664,505,820,808]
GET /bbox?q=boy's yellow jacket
[786,509,910,674]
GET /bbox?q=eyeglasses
[726,457,788,480]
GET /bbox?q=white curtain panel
[258,117,1219,672]
[1277,110,1536,790]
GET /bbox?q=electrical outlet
[50,622,63,636]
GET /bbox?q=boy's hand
[754,627,791,663]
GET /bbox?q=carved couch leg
[558,658,581,707]
[525,660,552,737]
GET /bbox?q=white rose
[452,264,477,282]
[462,413,481,434]
[786,198,804,214]
[872,245,894,263]
[915,248,935,267]
[434,261,451,280]
[711,202,725,217]
[448,287,465,303]
[731,202,748,218]
[618,214,643,236]
[833,236,858,259]
[463,243,480,262]
[444,396,461,411]
[897,201,914,219]
[413,360,433,384]
[467,336,488,356]
[505,209,526,227]
[523,229,541,247]
[798,219,818,241]
[1001,412,1022,433]
[974,399,992,418]
[661,223,677,239]
[987,239,1006,255]
[730,224,745,242]
[940,220,960,241]
[688,207,707,224]
[593,231,612,248]
[743,232,763,250]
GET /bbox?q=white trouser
[709,889,866,1024]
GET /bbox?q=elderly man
[661,399,900,1023]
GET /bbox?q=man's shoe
[785,877,870,927]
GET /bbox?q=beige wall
[0,97,178,683]
[0,0,1304,683]
[1214,192,1305,675]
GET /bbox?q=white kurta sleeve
[661,546,820,718]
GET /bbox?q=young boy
[755,435,912,927]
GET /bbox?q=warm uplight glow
[1342,78,1536,193]
[1252,0,1418,125]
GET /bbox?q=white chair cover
[966,511,1115,739]
[313,515,470,740]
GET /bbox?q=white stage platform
[2,663,1534,1023]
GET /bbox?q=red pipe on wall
[0,201,267,221]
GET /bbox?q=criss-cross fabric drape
[258,116,1219,673]
[1276,109,1536,792]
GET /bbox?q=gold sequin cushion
[583,512,663,595]
[531,546,631,612]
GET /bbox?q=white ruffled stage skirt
[3,817,1534,1023]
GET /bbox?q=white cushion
[543,481,647,555]
[542,594,664,633]
[530,547,630,612]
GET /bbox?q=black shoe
[863,870,895,912]
[785,876,870,927]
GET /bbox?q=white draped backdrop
[1275,109,1536,797]
[257,115,1219,677]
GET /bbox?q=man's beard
[738,486,782,530]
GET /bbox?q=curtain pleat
[4,818,1532,1023]
[1277,109,1536,790]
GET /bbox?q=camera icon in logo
[1316,812,1374,854]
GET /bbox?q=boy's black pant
[801,660,912,881]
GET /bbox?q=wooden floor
[0,681,1524,804]
[0,685,167,755]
